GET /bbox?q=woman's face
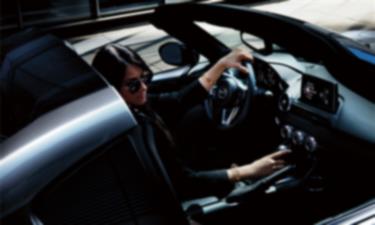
[120,64,149,107]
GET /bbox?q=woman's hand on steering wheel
[199,49,253,91]
[217,48,253,74]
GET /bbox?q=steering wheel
[204,61,257,129]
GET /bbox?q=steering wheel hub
[213,76,242,107]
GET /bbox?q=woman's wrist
[198,60,227,91]
[230,164,258,182]
[227,167,242,183]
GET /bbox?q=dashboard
[252,53,375,154]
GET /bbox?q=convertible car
[1,3,374,225]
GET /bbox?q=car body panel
[0,33,106,135]
[0,87,136,219]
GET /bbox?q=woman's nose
[140,81,148,91]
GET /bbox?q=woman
[92,43,290,199]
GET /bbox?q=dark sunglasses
[123,73,152,93]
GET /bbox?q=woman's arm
[149,49,253,108]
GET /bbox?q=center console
[271,75,341,194]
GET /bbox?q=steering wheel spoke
[220,107,240,126]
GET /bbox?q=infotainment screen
[300,75,338,113]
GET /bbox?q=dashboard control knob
[278,94,291,112]
[292,130,304,146]
[304,136,317,152]
[280,125,293,139]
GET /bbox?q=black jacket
[135,80,234,200]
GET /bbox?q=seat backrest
[31,129,189,225]
[0,32,105,136]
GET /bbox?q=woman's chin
[135,98,147,106]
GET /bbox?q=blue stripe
[348,47,375,65]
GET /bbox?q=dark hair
[92,44,152,90]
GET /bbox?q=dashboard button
[292,130,304,146]
[280,125,293,140]
[304,136,317,152]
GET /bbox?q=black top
[135,80,234,200]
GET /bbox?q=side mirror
[159,42,199,66]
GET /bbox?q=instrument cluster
[253,58,288,94]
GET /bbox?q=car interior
[1,3,375,225]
